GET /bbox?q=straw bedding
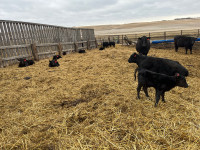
[0,45,199,149]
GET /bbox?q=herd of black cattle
[17,35,197,107]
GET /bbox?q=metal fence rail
[96,29,200,45]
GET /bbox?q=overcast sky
[1,0,200,27]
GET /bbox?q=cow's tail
[134,67,139,81]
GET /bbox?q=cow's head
[190,37,197,45]
[138,36,150,47]
[175,73,188,88]
[128,52,139,63]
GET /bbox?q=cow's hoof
[146,97,152,101]
[154,103,158,107]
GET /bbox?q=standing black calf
[49,59,60,67]
[109,42,115,47]
[137,69,188,107]
[53,55,62,60]
[136,36,151,55]
[174,35,197,54]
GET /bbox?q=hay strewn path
[0,45,199,149]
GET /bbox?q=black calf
[49,59,60,67]
[53,55,62,60]
[137,69,188,107]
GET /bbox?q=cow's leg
[143,86,149,97]
[175,44,178,52]
[161,92,166,103]
[185,47,188,54]
[190,47,192,54]
[137,83,142,99]
[155,89,161,107]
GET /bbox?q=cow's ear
[175,73,180,78]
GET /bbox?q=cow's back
[140,57,188,76]
[174,35,191,47]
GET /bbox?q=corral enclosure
[96,29,200,45]
[0,20,97,67]
[0,44,199,149]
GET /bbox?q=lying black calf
[78,49,86,53]
[137,69,188,107]
[99,47,105,50]
[53,55,62,60]
[17,58,34,67]
[49,59,60,67]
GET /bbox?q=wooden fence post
[164,32,166,40]
[95,38,98,48]
[122,35,124,45]
[181,30,183,35]
[74,42,78,52]
[31,43,39,61]
[118,35,120,44]
[58,43,62,56]
[0,57,3,68]
[87,40,90,50]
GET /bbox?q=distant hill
[80,18,200,35]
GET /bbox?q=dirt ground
[0,44,200,149]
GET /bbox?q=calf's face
[139,36,150,47]
[128,53,138,63]
[175,73,188,88]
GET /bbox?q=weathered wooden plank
[2,55,30,61]
[38,51,57,55]
[37,43,58,47]
[0,22,6,46]
[61,42,74,45]
[7,22,18,64]
[0,44,30,49]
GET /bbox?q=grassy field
[80,18,200,35]
[0,45,199,149]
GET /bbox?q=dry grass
[0,45,200,149]
[81,18,200,35]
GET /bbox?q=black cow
[109,42,115,47]
[128,53,189,79]
[78,49,86,53]
[53,55,62,60]
[174,35,197,54]
[137,69,188,107]
[49,59,59,67]
[136,36,151,55]
[103,42,110,48]
[63,52,67,55]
